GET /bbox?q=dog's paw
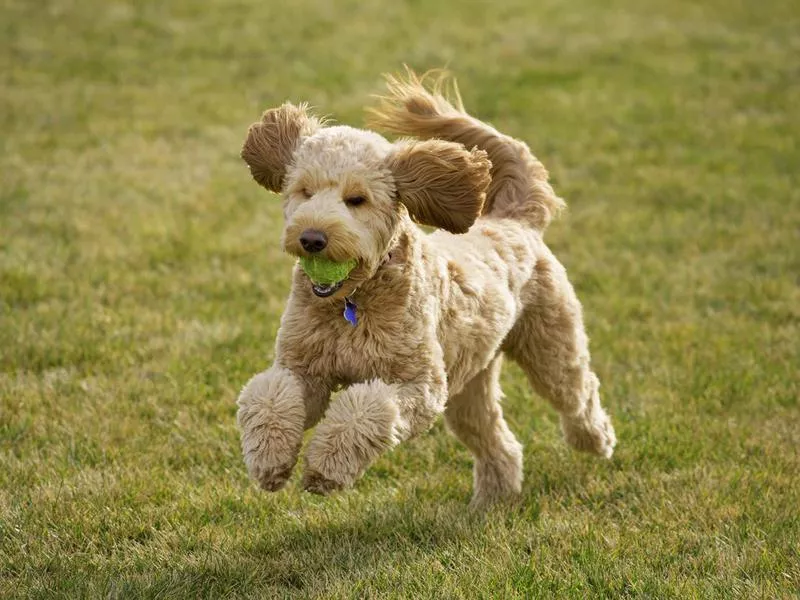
[562,407,617,459]
[469,489,523,512]
[470,443,524,511]
[240,424,300,492]
[251,462,296,492]
[301,469,346,495]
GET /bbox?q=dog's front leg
[237,365,329,491]
[302,377,446,494]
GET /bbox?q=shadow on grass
[137,496,494,598]
[101,454,624,598]
[135,471,592,598]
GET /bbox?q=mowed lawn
[1,0,798,597]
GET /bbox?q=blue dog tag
[343,298,358,326]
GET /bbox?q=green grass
[2,0,798,597]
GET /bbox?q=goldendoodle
[237,70,616,508]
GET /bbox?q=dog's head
[241,103,490,298]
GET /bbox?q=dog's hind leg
[444,355,523,509]
[503,254,616,458]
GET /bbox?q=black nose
[299,229,328,253]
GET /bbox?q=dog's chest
[278,300,425,386]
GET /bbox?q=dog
[236,70,616,508]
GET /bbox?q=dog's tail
[367,68,565,232]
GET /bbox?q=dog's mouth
[310,280,345,298]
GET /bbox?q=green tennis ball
[299,256,357,284]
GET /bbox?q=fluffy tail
[367,69,565,232]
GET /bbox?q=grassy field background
[2,0,798,597]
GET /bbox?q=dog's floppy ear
[385,139,491,234]
[241,103,321,193]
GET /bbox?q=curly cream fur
[387,139,490,233]
[368,68,566,231]
[241,103,322,192]
[236,70,616,508]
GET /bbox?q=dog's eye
[345,196,366,207]
[301,188,313,199]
